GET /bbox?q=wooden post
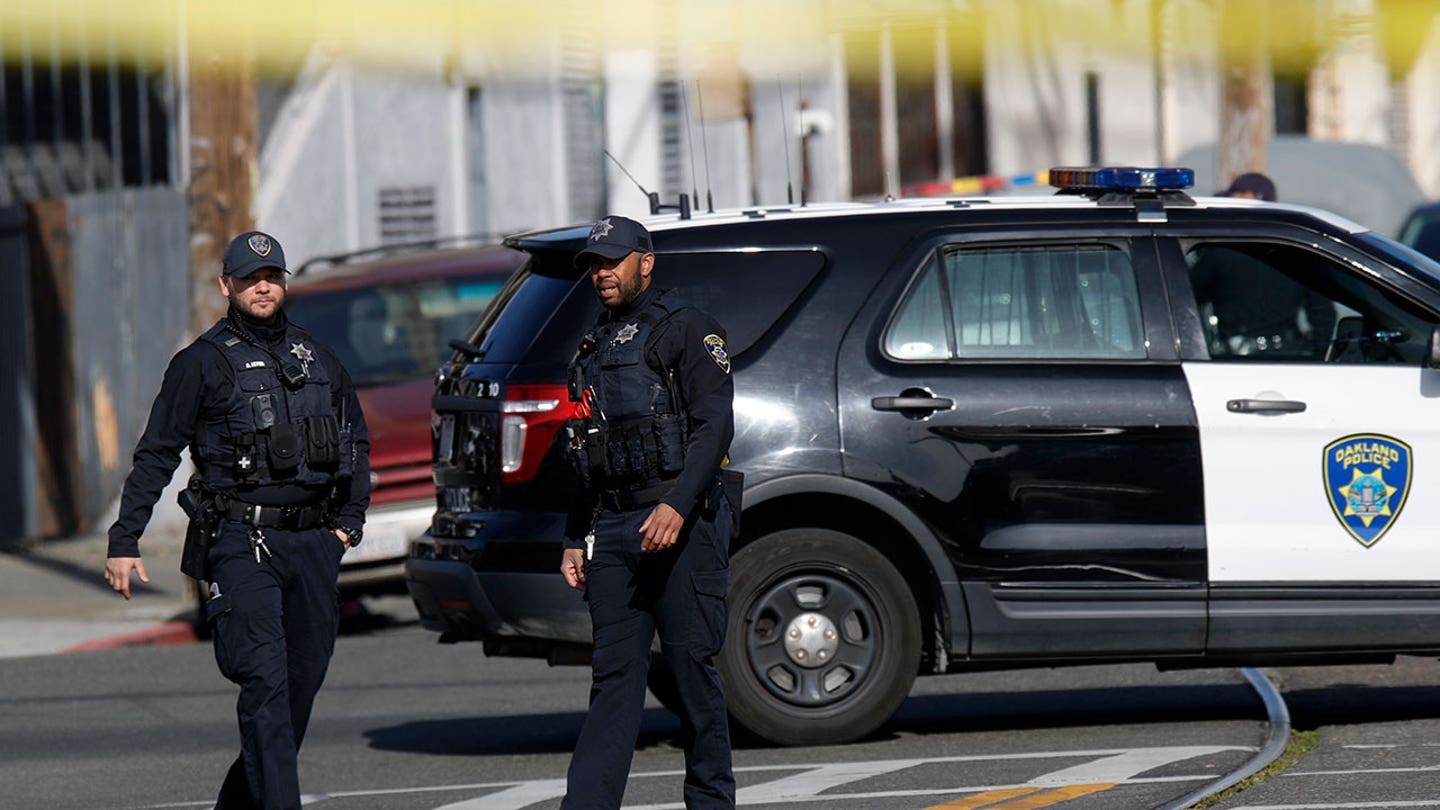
[187,49,256,336]
[1218,0,1272,189]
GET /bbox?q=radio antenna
[695,79,715,213]
[604,148,652,198]
[778,76,794,205]
[604,148,658,214]
[604,148,692,219]
[797,73,808,206]
[680,78,700,210]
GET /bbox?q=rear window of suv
[477,247,827,367]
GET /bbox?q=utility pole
[187,49,257,336]
[1218,0,1271,189]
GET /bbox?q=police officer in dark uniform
[559,216,737,810]
[104,230,369,810]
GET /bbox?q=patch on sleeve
[702,334,730,374]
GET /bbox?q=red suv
[285,244,523,594]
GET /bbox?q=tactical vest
[193,319,353,492]
[569,290,689,491]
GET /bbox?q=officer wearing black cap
[559,215,737,809]
[104,230,369,810]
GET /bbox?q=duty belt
[224,500,327,531]
[597,481,671,512]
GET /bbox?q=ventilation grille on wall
[378,185,436,243]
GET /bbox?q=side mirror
[1427,325,1440,370]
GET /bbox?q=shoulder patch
[703,334,730,374]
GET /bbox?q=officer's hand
[561,548,587,592]
[104,557,149,600]
[333,528,352,549]
[639,503,684,553]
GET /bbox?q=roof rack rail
[295,232,510,276]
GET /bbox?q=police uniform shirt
[564,285,735,547]
[107,309,371,559]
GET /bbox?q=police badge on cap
[223,230,289,279]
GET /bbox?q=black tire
[719,528,921,746]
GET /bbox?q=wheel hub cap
[783,611,839,668]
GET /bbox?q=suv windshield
[1358,231,1440,283]
[289,275,504,386]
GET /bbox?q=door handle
[872,395,955,413]
[1226,398,1307,414]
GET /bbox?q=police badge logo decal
[589,218,613,241]
[703,334,729,374]
[247,234,272,257]
[1324,433,1412,547]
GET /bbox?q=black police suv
[408,168,1440,746]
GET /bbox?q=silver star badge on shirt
[289,341,314,375]
[613,323,640,345]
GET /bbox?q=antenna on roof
[778,76,794,206]
[680,78,701,212]
[603,148,692,220]
[695,79,715,213]
[796,74,808,206]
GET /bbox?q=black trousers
[562,501,736,810]
[204,521,346,810]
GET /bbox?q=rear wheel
[719,528,921,746]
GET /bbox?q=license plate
[342,523,410,564]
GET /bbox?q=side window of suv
[1185,241,1436,364]
[885,244,1146,361]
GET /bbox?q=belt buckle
[248,503,263,526]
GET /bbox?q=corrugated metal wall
[23,188,188,540]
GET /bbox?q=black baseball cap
[222,230,288,278]
[573,216,653,269]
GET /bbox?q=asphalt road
[5,599,1440,810]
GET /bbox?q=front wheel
[719,529,921,746]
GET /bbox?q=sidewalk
[0,527,199,659]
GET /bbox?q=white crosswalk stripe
[416,745,1250,810]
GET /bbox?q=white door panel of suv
[1177,239,1440,582]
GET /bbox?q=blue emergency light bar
[1049,166,1195,192]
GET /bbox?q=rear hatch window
[432,245,826,517]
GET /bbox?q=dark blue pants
[563,501,736,810]
[204,522,345,810]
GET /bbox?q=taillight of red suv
[499,384,574,484]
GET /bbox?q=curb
[63,620,200,653]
